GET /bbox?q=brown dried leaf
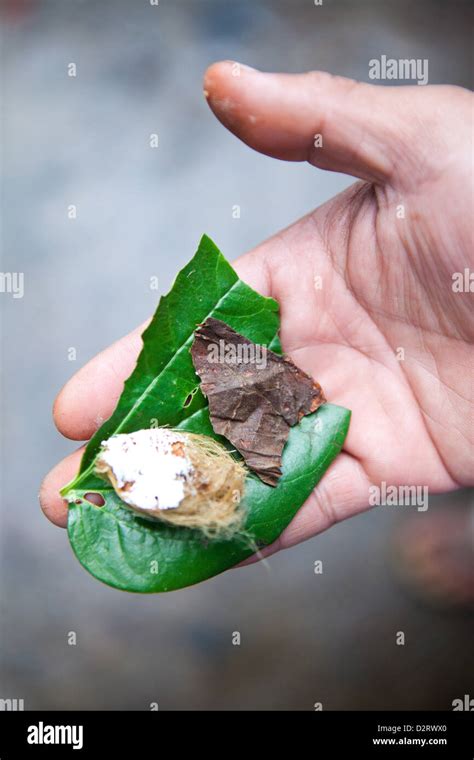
[191,317,326,486]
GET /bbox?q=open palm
[41,63,473,561]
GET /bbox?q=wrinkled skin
[41,62,473,562]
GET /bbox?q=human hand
[41,62,473,562]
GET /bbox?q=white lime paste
[98,428,194,511]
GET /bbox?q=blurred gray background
[1,0,473,710]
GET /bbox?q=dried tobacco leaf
[191,317,326,485]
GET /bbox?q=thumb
[204,61,428,186]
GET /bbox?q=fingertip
[53,380,90,441]
[39,469,68,529]
[53,383,73,439]
[203,60,262,128]
[39,448,84,528]
[203,62,316,163]
[203,60,229,94]
[203,59,256,91]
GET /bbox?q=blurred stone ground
[1,0,472,709]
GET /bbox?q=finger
[53,252,272,442]
[236,453,372,567]
[53,322,147,441]
[204,60,429,185]
[39,448,84,528]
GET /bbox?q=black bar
[0,710,472,758]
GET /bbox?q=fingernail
[235,62,258,73]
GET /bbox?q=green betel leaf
[62,235,351,592]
